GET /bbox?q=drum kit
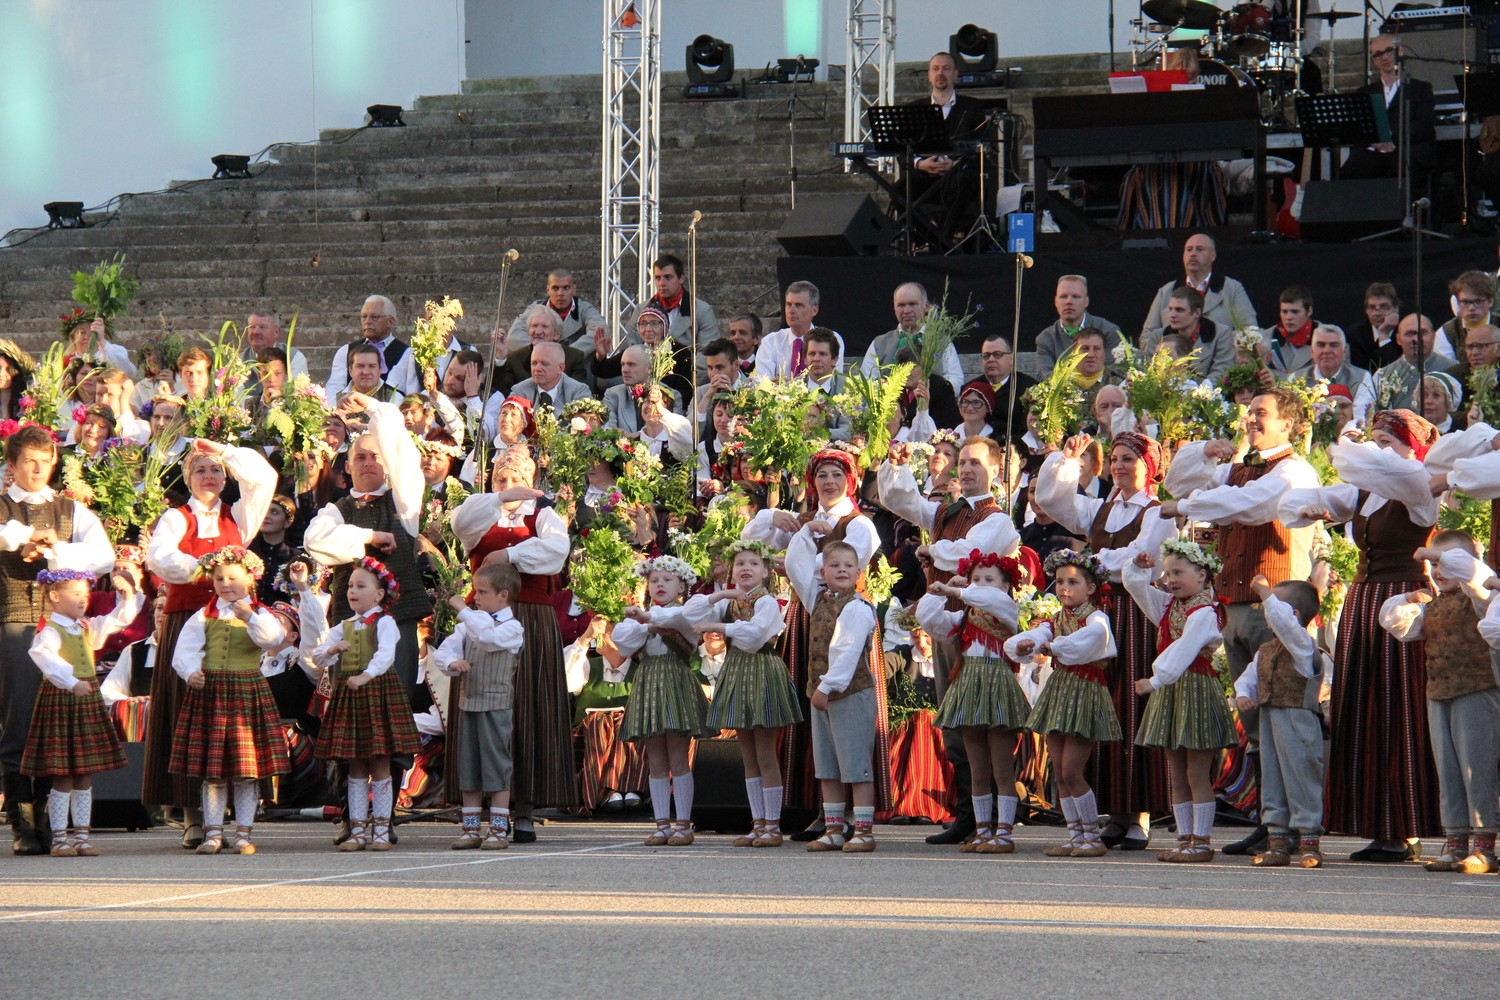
[1130,0,1362,123]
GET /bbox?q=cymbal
[1307,10,1360,22]
[1141,0,1222,31]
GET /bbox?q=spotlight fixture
[211,154,252,179]
[366,104,406,127]
[684,34,739,99]
[776,56,819,84]
[949,24,1006,88]
[43,202,86,229]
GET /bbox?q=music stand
[1294,92,1389,149]
[866,104,952,253]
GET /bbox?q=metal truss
[601,0,661,342]
[843,0,896,169]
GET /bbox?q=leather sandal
[196,825,224,855]
[338,821,368,852]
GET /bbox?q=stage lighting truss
[843,0,896,173]
[685,33,739,99]
[602,0,661,348]
[950,23,1007,88]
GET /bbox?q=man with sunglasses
[1340,35,1436,184]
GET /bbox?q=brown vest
[1216,454,1293,604]
[330,492,432,623]
[1422,590,1499,701]
[1087,496,1156,558]
[0,495,74,624]
[1254,636,1321,711]
[1352,491,1433,584]
[930,494,1001,610]
[806,589,874,701]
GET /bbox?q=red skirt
[169,671,291,781]
[21,676,127,777]
[1089,589,1173,817]
[316,669,421,761]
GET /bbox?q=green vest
[48,620,94,680]
[203,614,264,673]
[337,618,379,679]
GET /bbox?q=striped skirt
[1325,578,1442,840]
[575,708,650,813]
[140,609,200,807]
[169,671,291,781]
[1026,667,1124,743]
[316,670,421,761]
[1136,670,1236,750]
[935,656,1031,730]
[20,676,127,777]
[1090,590,1172,816]
[503,599,579,808]
[621,654,713,742]
[708,647,804,730]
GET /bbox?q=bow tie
[354,493,381,504]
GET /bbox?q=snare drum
[1246,40,1297,80]
[1222,3,1272,59]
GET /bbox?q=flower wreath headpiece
[192,546,265,582]
[355,556,401,608]
[36,569,97,586]
[1160,537,1223,574]
[1043,547,1105,583]
[635,554,699,590]
[726,538,777,566]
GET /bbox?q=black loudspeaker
[777,193,895,256]
[1299,178,1405,242]
[689,737,752,833]
[90,742,154,831]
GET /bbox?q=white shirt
[915,586,1020,656]
[1034,452,1176,576]
[303,400,426,567]
[683,592,785,652]
[754,327,846,381]
[0,484,115,576]
[311,610,401,679]
[1122,559,1224,690]
[876,460,1019,571]
[611,604,698,661]
[433,606,525,676]
[29,595,143,691]
[744,496,880,570]
[450,495,570,576]
[1279,438,1439,529]
[172,601,287,680]
[145,446,278,585]
[326,335,420,399]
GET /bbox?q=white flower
[1190,382,1218,401]
[1111,343,1130,365]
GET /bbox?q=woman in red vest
[451,448,576,841]
[142,438,277,848]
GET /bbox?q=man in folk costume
[877,435,1022,844]
[304,392,432,838]
[1160,385,1319,855]
[0,425,115,854]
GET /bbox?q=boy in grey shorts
[786,536,879,853]
[435,562,524,850]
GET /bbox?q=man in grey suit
[1141,233,1258,344]
[506,268,605,352]
[507,342,593,421]
[860,282,964,395]
[603,345,653,433]
[1290,325,1375,423]
[1375,313,1456,411]
[1035,275,1123,367]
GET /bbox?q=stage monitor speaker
[777,193,895,256]
[689,736,817,834]
[1298,178,1405,242]
[89,742,154,831]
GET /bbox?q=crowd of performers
[7,248,1500,878]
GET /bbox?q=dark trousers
[0,623,39,774]
[933,641,973,828]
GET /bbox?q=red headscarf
[499,395,537,441]
[958,381,997,417]
[1324,384,1353,401]
[1371,409,1440,461]
[806,448,859,501]
[1111,431,1164,484]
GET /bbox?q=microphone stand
[1002,251,1033,509]
[478,250,519,489]
[688,211,702,452]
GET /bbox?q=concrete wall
[0,0,465,239]
[464,0,1134,81]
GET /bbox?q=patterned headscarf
[1371,409,1440,460]
[1111,431,1164,484]
[806,447,859,501]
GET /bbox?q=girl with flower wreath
[1007,549,1122,857]
[168,547,290,855]
[1123,537,1235,863]
[689,539,798,846]
[613,554,713,846]
[915,549,1030,854]
[308,556,422,851]
[0,337,35,424]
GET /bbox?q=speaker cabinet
[1299,178,1405,242]
[777,193,895,256]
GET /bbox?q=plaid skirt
[140,609,199,807]
[935,656,1031,731]
[316,670,421,761]
[708,647,804,730]
[621,654,713,742]
[20,676,127,777]
[1026,667,1124,743]
[169,671,291,781]
[1136,671,1236,751]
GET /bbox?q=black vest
[329,492,431,624]
[0,495,74,623]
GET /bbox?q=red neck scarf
[1280,319,1314,349]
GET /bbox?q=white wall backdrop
[0,0,465,238]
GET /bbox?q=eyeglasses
[1469,341,1499,349]
[980,350,1012,360]
[1458,298,1492,307]
[1371,46,1396,58]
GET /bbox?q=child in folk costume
[1232,575,1328,869]
[1383,533,1500,875]
[786,537,880,853]
[433,562,525,851]
[22,567,143,857]
[614,555,712,846]
[916,550,1030,854]
[1124,539,1236,864]
[1008,549,1122,858]
[168,547,292,856]
[310,557,422,852]
[690,540,800,847]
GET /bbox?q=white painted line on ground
[0,841,636,922]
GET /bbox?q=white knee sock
[1059,796,1078,825]
[762,784,783,823]
[71,788,92,832]
[973,795,995,825]
[648,777,673,822]
[744,777,765,821]
[1193,801,1216,840]
[1076,790,1099,833]
[1172,801,1192,838]
[231,781,258,828]
[48,789,70,834]
[202,782,228,829]
[371,777,394,818]
[996,795,1019,826]
[347,778,370,823]
[671,773,694,824]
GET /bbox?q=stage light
[366,104,406,127]
[211,154,251,179]
[684,34,739,99]
[949,23,1007,88]
[776,56,819,84]
[43,202,86,229]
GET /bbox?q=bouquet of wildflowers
[70,254,139,331]
[61,443,168,542]
[1022,351,1087,447]
[831,363,911,469]
[262,374,334,489]
[411,297,464,378]
[182,325,254,443]
[917,282,977,385]
[570,525,638,621]
[1014,583,1062,631]
[730,377,825,477]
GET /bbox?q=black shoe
[1222,824,1268,856]
[512,825,537,845]
[1119,831,1152,851]
[332,816,352,846]
[9,802,44,856]
[926,822,977,846]
[1349,841,1411,863]
[790,821,826,843]
[1099,820,1127,848]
